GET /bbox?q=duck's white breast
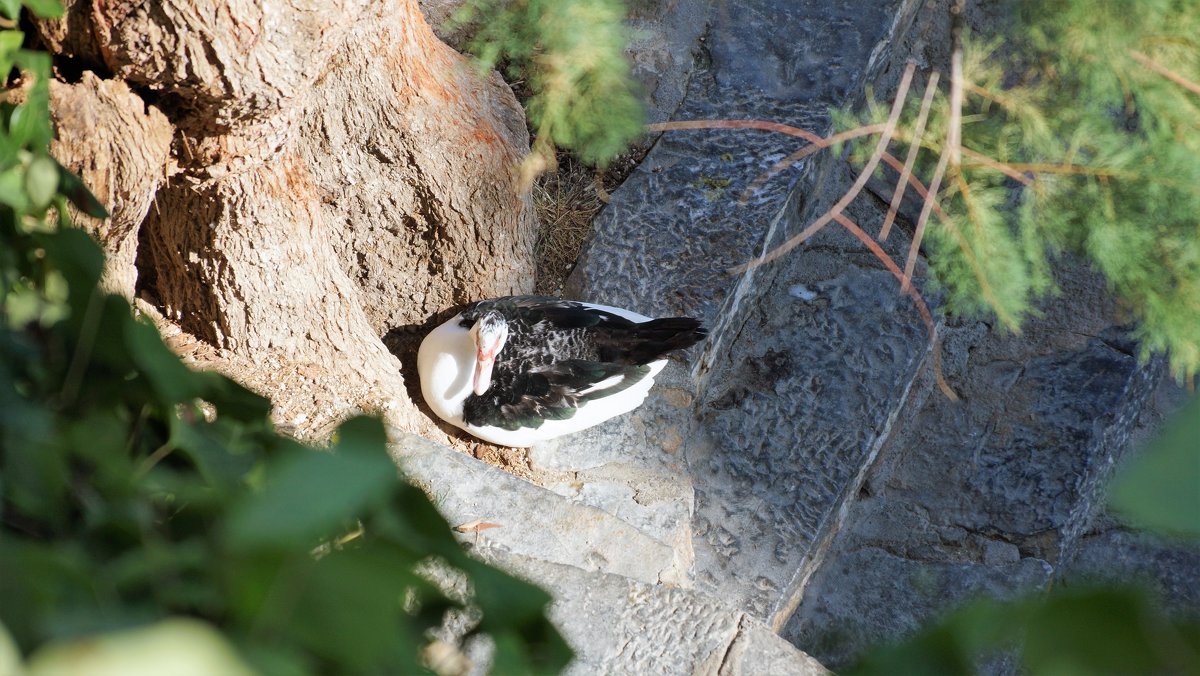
[416,315,474,425]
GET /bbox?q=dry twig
[833,211,957,400]
[1129,49,1200,95]
[881,72,940,240]
[730,62,917,274]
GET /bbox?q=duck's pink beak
[473,347,497,395]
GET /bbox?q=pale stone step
[479,547,829,675]
[389,433,686,585]
[531,371,700,582]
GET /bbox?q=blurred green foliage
[843,0,1200,381]
[849,584,1200,675]
[0,7,571,674]
[1110,394,1200,539]
[453,0,644,166]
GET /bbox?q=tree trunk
[39,0,535,440]
[49,73,174,298]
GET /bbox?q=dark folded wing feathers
[459,297,706,431]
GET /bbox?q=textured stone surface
[390,433,685,585]
[561,0,915,622]
[531,369,699,577]
[792,546,1051,668]
[624,0,712,123]
[1061,378,1200,620]
[566,0,906,320]
[781,270,1165,669]
[776,4,1175,663]
[689,199,932,623]
[1066,515,1200,619]
[480,548,829,676]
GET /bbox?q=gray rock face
[479,548,829,676]
[1065,516,1200,620]
[1060,378,1200,621]
[689,206,932,622]
[771,1,1179,665]
[780,302,1163,669]
[794,546,1051,667]
[624,0,713,123]
[566,0,905,320]
[391,433,686,585]
[530,363,702,581]
[562,0,916,625]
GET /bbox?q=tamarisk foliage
[453,0,644,178]
[843,0,1199,380]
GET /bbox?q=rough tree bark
[48,73,173,298]
[39,0,535,439]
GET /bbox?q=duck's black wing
[459,296,707,431]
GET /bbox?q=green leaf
[0,30,23,64]
[224,417,396,549]
[1109,395,1200,538]
[0,0,20,21]
[37,228,104,308]
[1019,588,1171,674]
[191,370,273,424]
[266,549,422,671]
[25,155,58,210]
[848,625,972,676]
[54,160,109,219]
[9,51,54,151]
[22,0,63,19]
[0,539,99,648]
[124,317,205,404]
[27,618,258,676]
[0,621,19,676]
[0,167,30,212]
[169,420,260,489]
[850,587,1200,676]
[466,560,572,674]
[0,431,68,529]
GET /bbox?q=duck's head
[469,311,508,395]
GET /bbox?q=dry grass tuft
[532,157,606,295]
[532,150,647,295]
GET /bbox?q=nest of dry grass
[531,149,648,295]
[532,157,606,295]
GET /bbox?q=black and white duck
[417,295,707,447]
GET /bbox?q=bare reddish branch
[646,119,825,141]
[739,123,888,203]
[881,71,939,241]
[948,0,965,169]
[904,1,965,294]
[901,145,950,294]
[833,211,957,400]
[649,119,958,225]
[902,60,960,294]
[729,62,916,274]
[881,151,1000,327]
[878,151,949,220]
[960,146,1034,186]
[1129,49,1200,95]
